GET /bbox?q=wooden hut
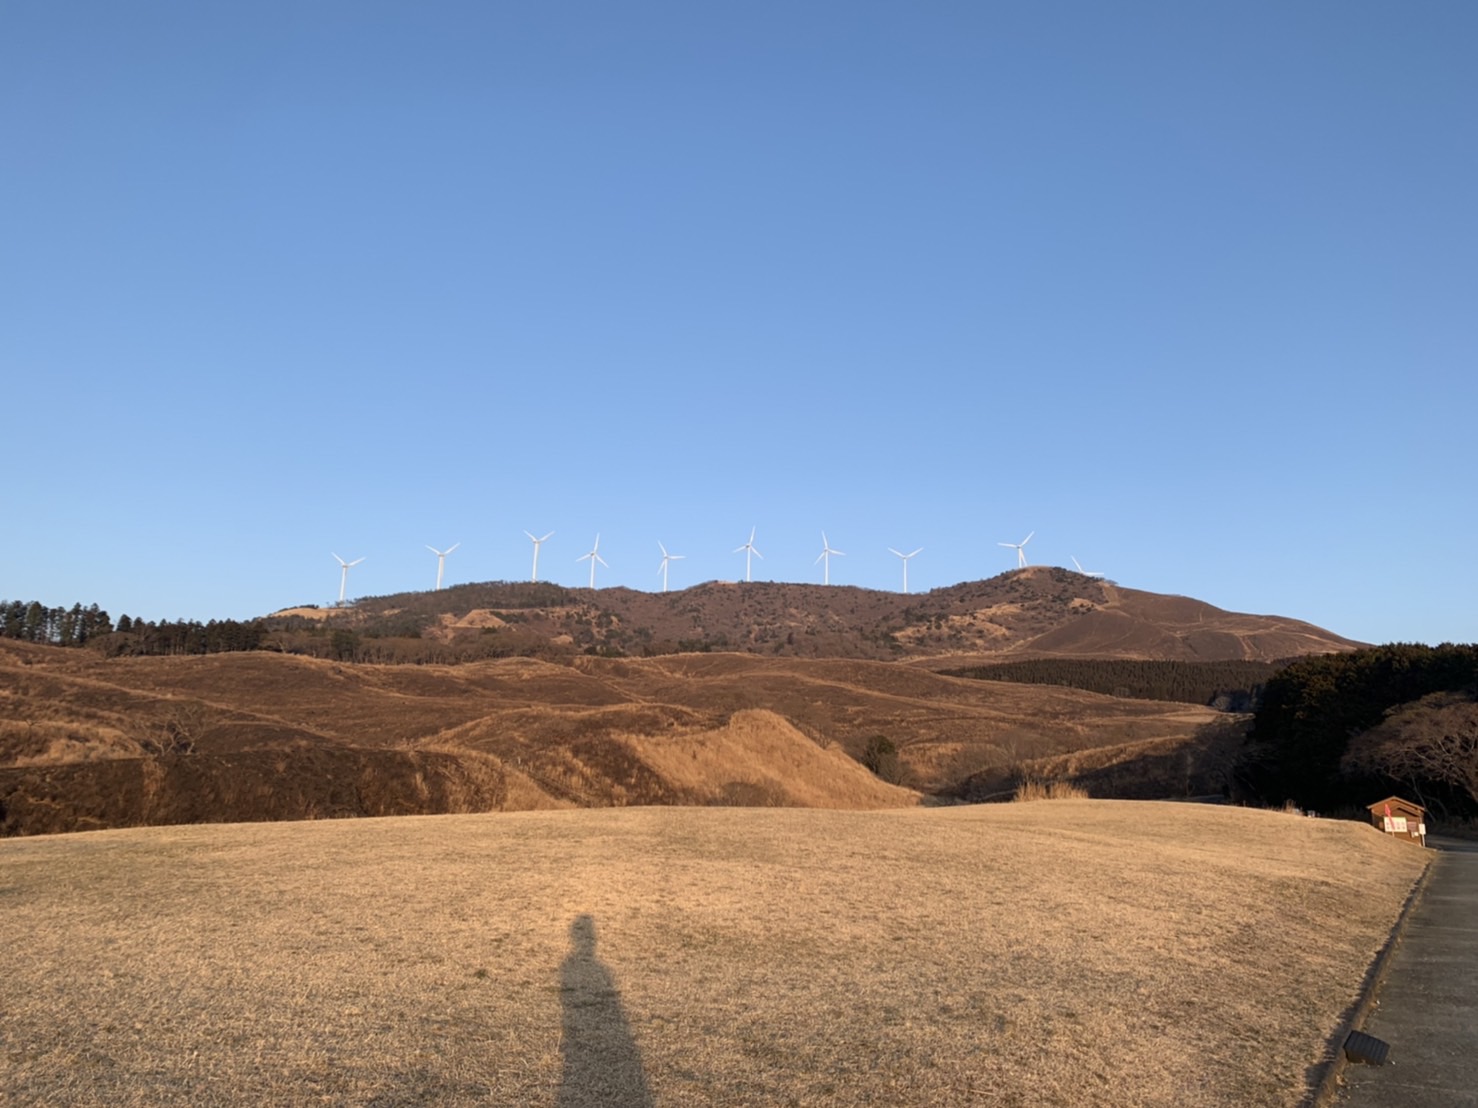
[1366,796,1427,847]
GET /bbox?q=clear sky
[4,1,1475,645]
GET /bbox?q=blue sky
[3,1,1474,645]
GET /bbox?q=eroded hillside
[0,640,1234,833]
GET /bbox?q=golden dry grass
[619,709,919,809]
[0,802,1425,1107]
[3,641,1235,803]
[1011,779,1091,801]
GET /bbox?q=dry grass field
[3,640,1250,834]
[1,640,1228,802]
[0,802,1426,1106]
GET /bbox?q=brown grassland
[2,640,1250,833]
[0,802,1426,1106]
[327,566,1364,663]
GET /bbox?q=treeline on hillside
[2,598,267,657]
[944,658,1283,710]
[1,595,576,664]
[1243,643,1478,815]
[97,618,269,656]
[2,600,114,646]
[300,627,563,664]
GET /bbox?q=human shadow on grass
[557,914,654,1108]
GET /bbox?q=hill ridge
[284,565,1360,665]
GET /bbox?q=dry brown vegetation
[330,565,1362,664]
[963,716,1253,803]
[1011,779,1091,801]
[0,802,1426,1106]
[1,638,1250,833]
[2,567,1365,835]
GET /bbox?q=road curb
[1308,854,1437,1106]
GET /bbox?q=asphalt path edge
[1307,852,1437,1107]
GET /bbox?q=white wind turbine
[332,553,365,605]
[815,531,845,585]
[577,534,608,589]
[657,542,685,593]
[525,531,554,583]
[734,526,762,582]
[998,531,1035,569]
[1071,556,1105,579]
[426,542,459,590]
[889,547,923,593]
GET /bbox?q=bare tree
[141,701,208,756]
[1344,691,1478,806]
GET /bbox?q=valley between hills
[0,567,1362,836]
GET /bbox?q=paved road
[1339,837,1478,1108]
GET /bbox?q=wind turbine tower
[998,531,1035,569]
[526,531,554,583]
[426,543,460,590]
[332,553,365,606]
[578,534,609,589]
[734,527,763,583]
[657,542,685,593]
[889,547,923,593]
[815,532,845,586]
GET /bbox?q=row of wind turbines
[331,529,1104,604]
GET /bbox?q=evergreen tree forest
[1243,643,1478,813]
[1,600,114,646]
[1,598,265,656]
[944,658,1283,710]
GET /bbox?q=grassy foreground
[0,802,1425,1106]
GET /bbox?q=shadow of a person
[557,914,654,1108]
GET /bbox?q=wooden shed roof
[1365,795,1426,814]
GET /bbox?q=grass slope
[0,802,1425,1106]
[3,642,1231,829]
[316,566,1362,664]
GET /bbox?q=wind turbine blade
[671,554,685,560]
[734,544,747,553]
[658,541,668,556]
[753,548,763,560]
[815,551,826,565]
[426,545,440,554]
[525,531,537,542]
[541,532,554,542]
[447,543,460,554]
[1022,532,1035,545]
[332,553,345,566]
[998,542,1015,549]
[596,554,609,568]
[909,548,923,558]
[888,548,904,558]
[350,558,365,567]
[834,549,845,557]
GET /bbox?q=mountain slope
[310,565,1360,664]
[2,639,1234,833]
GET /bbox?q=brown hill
[302,565,1361,665]
[1,639,1233,834]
